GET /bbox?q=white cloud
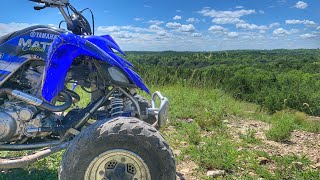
[166,22,182,28]
[191,33,202,37]
[259,30,266,34]
[157,31,167,37]
[97,25,165,35]
[200,8,256,25]
[269,22,280,28]
[186,18,200,23]
[96,25,171,42]
[227,32,239,38]
[259,10,265,14]
[115,31,134,39]
[133,18,143,21]
[317,26,320,30]
[290,29,300,34]
[199,8,256,18]
[178,24,196,33]
[208,25,227,32]
[236,23,268,30]
[149,25,163,30]
[176,10,182,13]
[97,26,121,33]
[148,20,165,25]
[300,33,317,38]
[212,17,244,24]
[144,5,152,8]
[173,15,182,20]
[273,28,290,36]
[294,1,308,9]
[285,19,316,25]
[235,6,244,9]
[0,22,37,35]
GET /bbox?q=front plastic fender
[42,33,149,102]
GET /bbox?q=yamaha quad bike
[0,0,175,179]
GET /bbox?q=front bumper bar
[147,91,169,128]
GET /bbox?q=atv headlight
[108,67,130,83]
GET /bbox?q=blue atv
[0,0,175,179]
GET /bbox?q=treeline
[125,49,320,116]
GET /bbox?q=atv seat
[0,31,16,45]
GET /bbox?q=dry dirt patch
[227,118,320,163]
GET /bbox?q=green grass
[240,128,261,144]
[146,84,248,130]
[1,84,319,179]
[157,85,320,179]
[266,110,320,142]
[266,111,296,142]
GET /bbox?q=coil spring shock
[110,91,124,117]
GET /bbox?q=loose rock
[258,157,269,165]
[173,149,181,156]
[206,170,225,178]
[313,162,320,169]
[292,161,303,170]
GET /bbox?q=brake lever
[33,2,50,10]
[29,0,42,3]
[34,5,46,10]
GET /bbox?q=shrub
[266,111,296,142]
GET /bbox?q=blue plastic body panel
[42,33,149,102]
[0,25,66,85]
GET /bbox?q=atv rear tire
[59,117,176,180]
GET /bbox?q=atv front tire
[59,117,176,180]
[135,95,157,125]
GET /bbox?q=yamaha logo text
[30,31,57,40]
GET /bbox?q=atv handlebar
[29,0,93,35]
[29,0,69,7]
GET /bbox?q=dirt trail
[175,117,320,179]
[227,118,320,163]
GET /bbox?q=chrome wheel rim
[84,149,151,180]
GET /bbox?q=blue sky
[0,0,319,51]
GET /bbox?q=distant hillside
[125,49,320,115]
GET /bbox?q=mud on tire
[59,117,176,180]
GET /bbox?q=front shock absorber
[110,91,124,117]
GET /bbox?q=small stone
[293,161,303,170]
[258,157,269,165]
[180,168,190,174]
[186,118,194,123]
[314,162,320,169]
[222,120,229,123]
[180,141,188,146]
[173,149,181,156]
[249,172,256,176]
[206,170,225,178]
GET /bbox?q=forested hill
[125,49,320,116]
[126,49,320,69]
